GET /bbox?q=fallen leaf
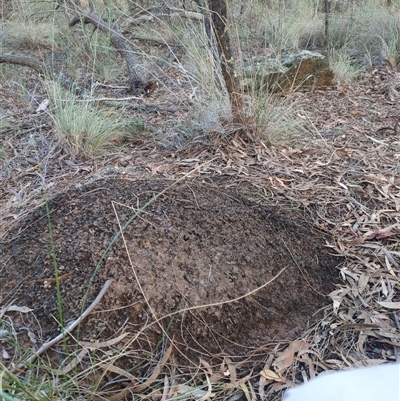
[160,375,170,401]
[260,369,285,382]
[200,358,213,376]
[225,357,237,382]
[240,382,252,401]
[377,301,400,309]
[79,332,130,349]
[273,340,310,371]
[366,230,397,240]
[0,305,33,319]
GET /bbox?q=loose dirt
[0,176,341,363]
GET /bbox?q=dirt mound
[0,177,341,361]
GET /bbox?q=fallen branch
[68,11,146,94]
[0,54,49,76]
[12,279,113,372]
[0,54,80,93]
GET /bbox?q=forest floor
[1,62,400,400]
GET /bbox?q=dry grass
[4,21,60,50]
[48,82,128,157]
[329,50,366,85]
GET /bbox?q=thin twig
[76,96,142,102]
[142,266,288,332]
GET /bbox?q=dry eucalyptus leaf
[2,349,10,359]
[377,301,400,309]
[224,357,237,382]
[0,305,33,317]
[27,330,37,344]
[273,340,310,371]
[260,369,285,382]
[200,358,213,376]
[79,332,130,349]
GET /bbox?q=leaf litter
[0,63,399,400]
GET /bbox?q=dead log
[68,12,146,94]
[0,54,79,93]
[0,54,49,76]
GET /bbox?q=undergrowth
[47,82,127,157]
[2,0,398,150]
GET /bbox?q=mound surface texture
[1,178,341,359]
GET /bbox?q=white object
[283,363,400,401]
[36,98,49,113]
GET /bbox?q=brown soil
[0,176,341,363]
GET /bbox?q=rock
[242,50,334,92]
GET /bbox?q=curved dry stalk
[93,343,173,401]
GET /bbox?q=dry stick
[12,279,113,372]
[0,54,79,93]
[75,96,143,102]
[0,54,49,76]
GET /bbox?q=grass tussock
[48,82,127,157]
[330,50,366,85]
[247,91,309,144]
[4,21,61,51]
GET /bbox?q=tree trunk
[324,0,330,47]
[208,0,244,124]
